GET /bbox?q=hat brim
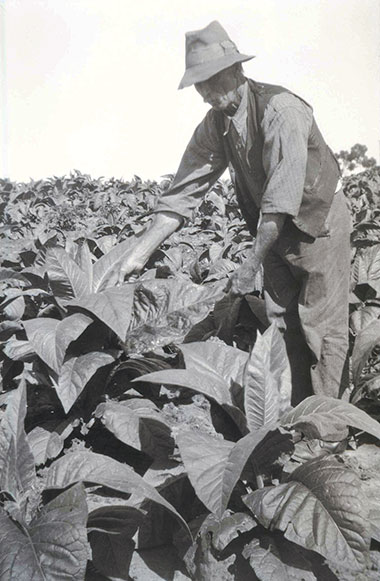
[178,53,254,90]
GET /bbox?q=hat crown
[178,20,254,89]
[184,21,237,68]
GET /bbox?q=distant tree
[335,143,377,175]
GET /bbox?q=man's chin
[222,104,238,116]
[212,103,232,113]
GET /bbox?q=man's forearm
[249,212,286,267]
[136,211,183,263]
[118,211,183,283]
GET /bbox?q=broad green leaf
[45,450,191,537]
[124,279,225,353]
[234,428,294,480]
[176,426,274,518]
[264,324,292,412]
[200,511,257,552]
[244,329,280,431]
[44,246,90,299]
[74,241,93,291]
[180,341,247,385]
[212,293,242,344]
[136,369,232,406]
[88,505,144,535]
[0,320,23,341]
[175,431,234,516]
[92,238,136,292]
[3,337,35,361]
[352,319,380,385]
[88,506,144,580]
[136,342,248,407]
[204,258,236,282]
[55,351,116,413]
[23,313,92,373]
[89,530,135,580]
[0,268,31,284]
[142,459,187,491]
[243,324,291,431]
[243,456,371,571]
[69,285,135,341]
[0,382,35,502]
[350,305,380,335]
[242,532,337,581]
[3,295,25,320]
[244,294,269,328]
[95,399,174,458]
[281,395,380,441]
[28,422,75,465]
[0,483,90,580]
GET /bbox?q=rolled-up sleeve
[154,109,227,220]
[260,94,313,217]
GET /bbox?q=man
[119,21,352,405]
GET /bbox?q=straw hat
[178,21,254,90]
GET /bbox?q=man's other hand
[225,262,259,296]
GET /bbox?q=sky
[0,0,379,182]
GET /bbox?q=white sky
[1,0,379,182]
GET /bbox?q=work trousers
[263,189,352,405]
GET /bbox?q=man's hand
[225,213,287,296]
[117,253,146,285]
[225,261,260,296]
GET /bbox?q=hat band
[186,39,238,67]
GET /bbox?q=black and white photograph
[0,1,380,579]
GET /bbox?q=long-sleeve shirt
[154,80,314,222]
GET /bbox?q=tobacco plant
[0,168,380,579]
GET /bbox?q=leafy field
[0,167,380,580]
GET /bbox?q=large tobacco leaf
[242,532,338,581]
[95,398,174,458]
[88,504,145,535]
[27,422,75,465]
[176,425,275,518]
[281,395,380,441]
[23,313,93,373]
[211,293,242,344]
[45,450,191,537]
[243,456,371,572]
[69,284,135,341]
[3,337,36,361]
[176,430,234,517]
[44,246,90,300]
[243,324,290,431]
[89,530,135,580]
[54,351,116,413]
[0,382,35,504]
[350,304,380,335]
[351,318,380,385]
[0,268,32,285]
[123,279,225,353]
[88,505,144,580]
[74,241,93,291]
[137,341,248,407]
[193,511,257,553]
[0,483,90,581]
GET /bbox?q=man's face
[195,67,239,113]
